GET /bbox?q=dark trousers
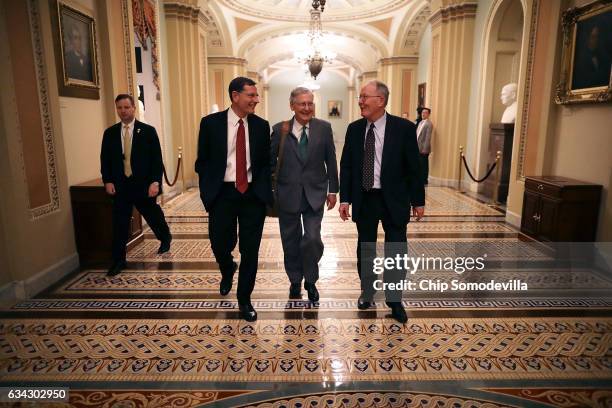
[419,153,429,185]
[356,190,407,303]
[112,178,170,262]
[278,189,324,285]
[208,183,266,303]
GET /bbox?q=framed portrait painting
[555,0,612,104]
[328,100,341,118]
[418,82,426,108]
[50,0,100,99]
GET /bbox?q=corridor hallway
[1,187,611,407]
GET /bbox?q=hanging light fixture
[294,0,335,79]
[312,0,326,13]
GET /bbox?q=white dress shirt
[292,119,309,141]
[365,112,387,189]
[416,118,428,139]
[224,108,252,183]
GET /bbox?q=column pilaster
[428,1,478,185]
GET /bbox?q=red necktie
[236,118,248,193]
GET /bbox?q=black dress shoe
[389,302,408,323]
[238,301,257,322]
[220,262,238,296]
[157,235,172,254]
[304,282,319,302]
[357,291,373,310]
[289,282,302,299]
[357,297,371,310]
[107,260,126,277]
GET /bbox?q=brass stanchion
[458,145,463,192]
[492,150,501,205]
[179,146,185,193]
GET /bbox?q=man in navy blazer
[339,80,425,323]
[101,94,171,276]
[195,77,272,322]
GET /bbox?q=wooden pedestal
[479,123,514,203]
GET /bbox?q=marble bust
[137,88,147,123]
[500,83,517,124]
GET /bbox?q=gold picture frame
[555,0,612,104]
[50,0,100,99]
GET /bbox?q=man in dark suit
[64,25,92,82]
[339,80,425,323]
[101,94,172,276]
[271,87,338,302]
[195,77,272,322]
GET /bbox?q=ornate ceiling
[201,0,431,83]
[214,0,412,22]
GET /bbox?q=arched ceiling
[214,0,411,22]
[199,0,431,83]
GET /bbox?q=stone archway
[473,0,525,203]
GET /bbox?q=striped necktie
[299,126,308,161]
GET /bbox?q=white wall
[60,0,109,186]
[268,69,349,141]
[417,24,431,86]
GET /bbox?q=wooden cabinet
[70,178,143,266]
[521,176,602,241]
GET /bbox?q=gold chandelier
[294,0,334,79]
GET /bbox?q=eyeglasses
[357,95,383,101]
[293,102,314,108]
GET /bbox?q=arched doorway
[475,0,524,204]
[267,68,351,145]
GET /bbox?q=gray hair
[366,80,390,106]
[289,87,313,104]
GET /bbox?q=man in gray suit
[271,87,339,302]
[416,107,432,185]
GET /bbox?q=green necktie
[299,126,308,161]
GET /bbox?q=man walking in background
[101,94,172,277]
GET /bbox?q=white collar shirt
[365,112,387,189]
[292,119,309,142]
[225,108,252,183]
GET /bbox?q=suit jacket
[195,109,272,211]
[270,117,339,213]
[64,49,92,81]
[416,118,432,154]
[100,120,163,196]
[339,113,425,226]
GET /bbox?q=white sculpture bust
[500,83,517,124]
[137,88,147,123]
[210,103,219,114]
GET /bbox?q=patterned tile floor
[1,187,611,407]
